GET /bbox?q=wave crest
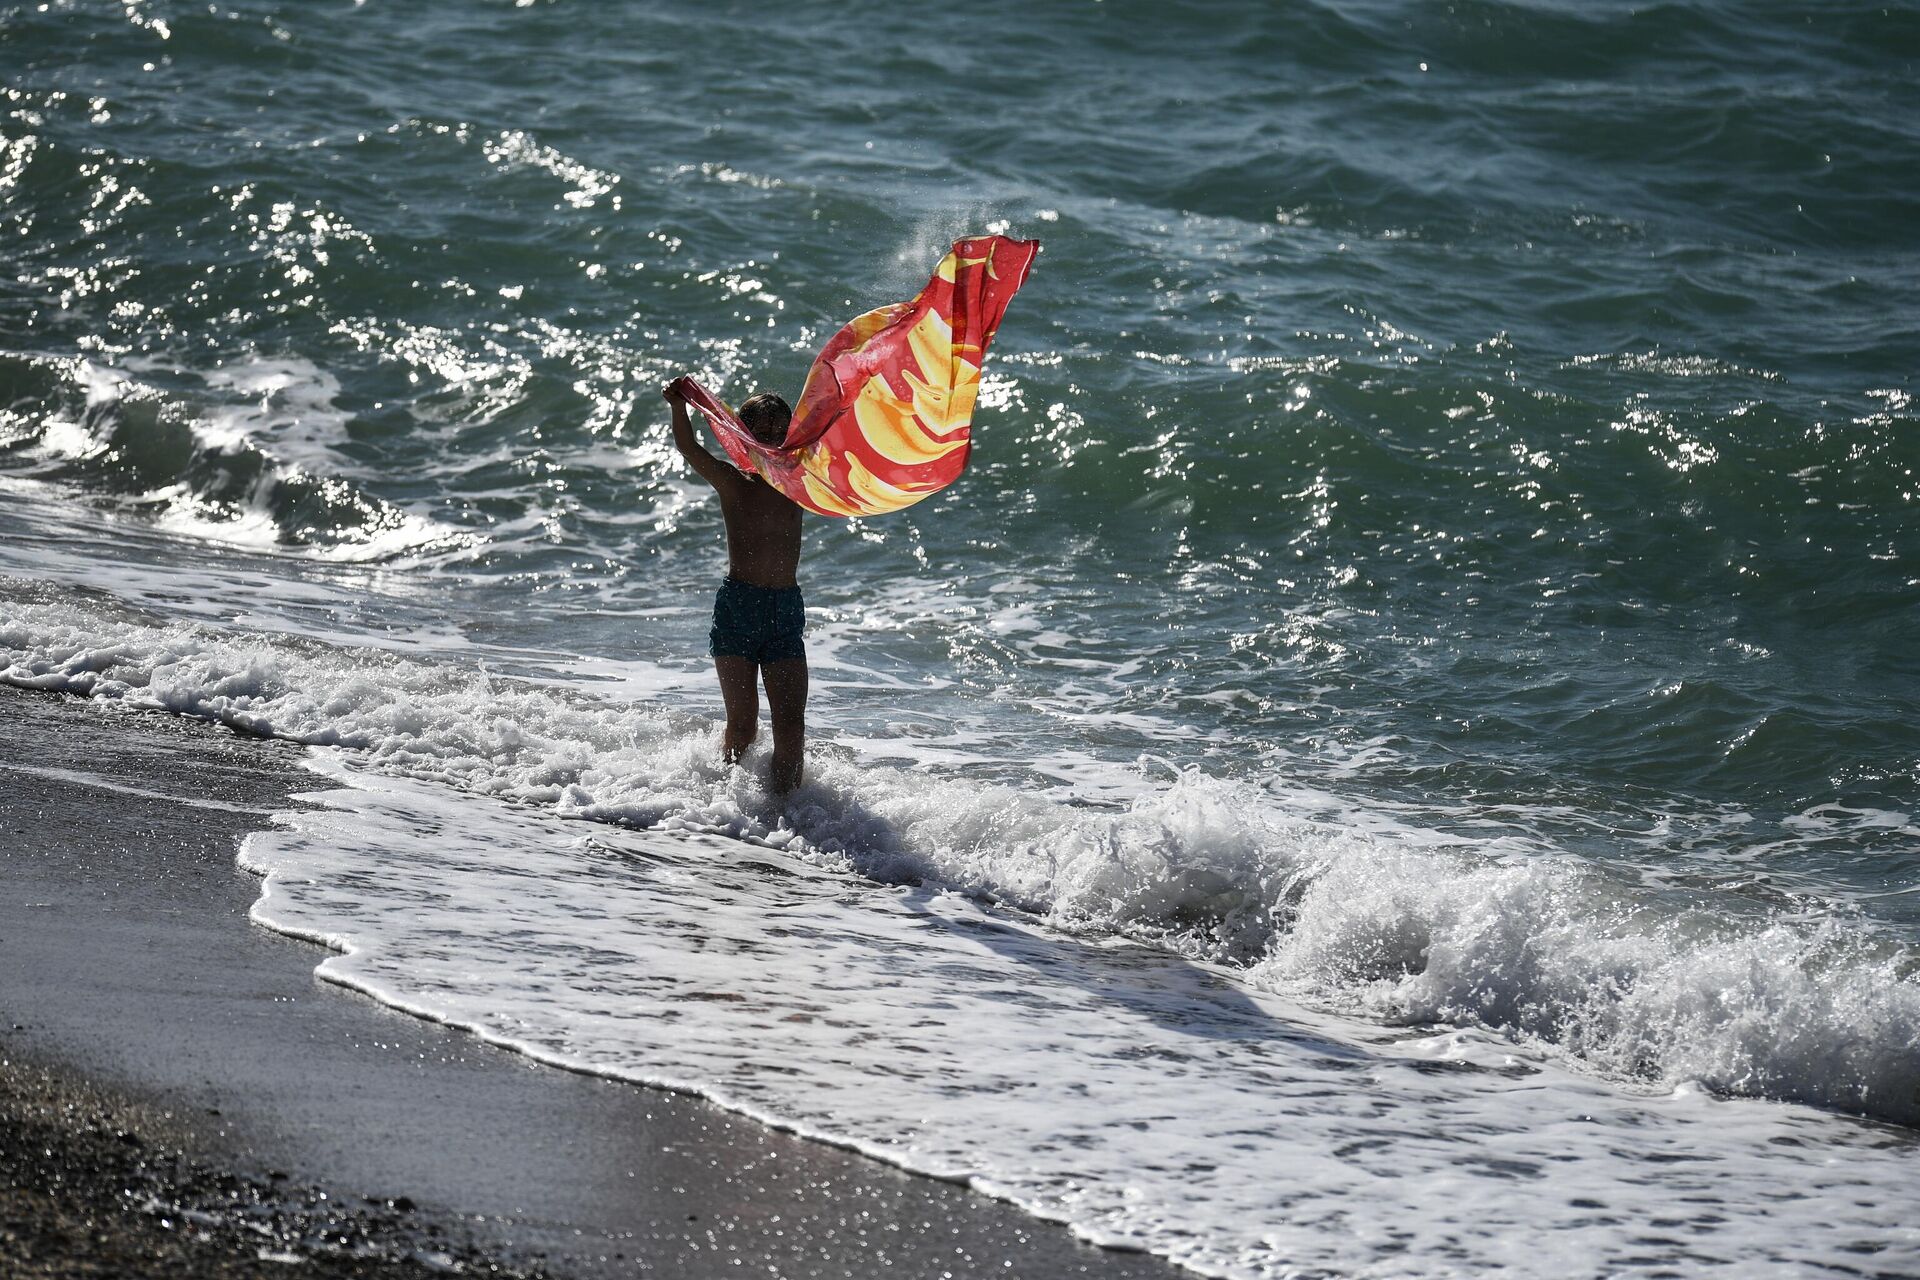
[0,355,469,562]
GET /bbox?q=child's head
[739,392,792,447]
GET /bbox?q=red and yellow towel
[676,234,1040,517]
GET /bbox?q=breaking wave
[0,354,467,561]
[4,587,1916,1127]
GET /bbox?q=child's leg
[761,658,807,793]
[714,656,759,763]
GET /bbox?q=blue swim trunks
[709,577,806,664]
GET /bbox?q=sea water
[3,1,1918,1274]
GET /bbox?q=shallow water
[241,756,1920,1278]
[4,0,1919,1273]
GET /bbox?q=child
[662,377,807,793]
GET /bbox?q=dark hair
[739,392,792,447]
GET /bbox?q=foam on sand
[239,757,1920,1278]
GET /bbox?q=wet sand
[0,684,1180,1279]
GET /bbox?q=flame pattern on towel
[676,235,1039,517]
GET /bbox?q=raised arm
[663,379,742,492]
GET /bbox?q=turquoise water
[4,3,1920,1272]
[8,0,1917,906]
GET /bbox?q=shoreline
[0,684,1181,1279]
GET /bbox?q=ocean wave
[0,354,472,562]
[4,588,1916,1127]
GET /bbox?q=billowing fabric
[677,234,1039,518]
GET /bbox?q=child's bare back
[714,466,802,588]
[662,379,808,793]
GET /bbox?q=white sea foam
[200,357,359,475]
[236,757,1920,1278]
[3,589,1917,1141]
